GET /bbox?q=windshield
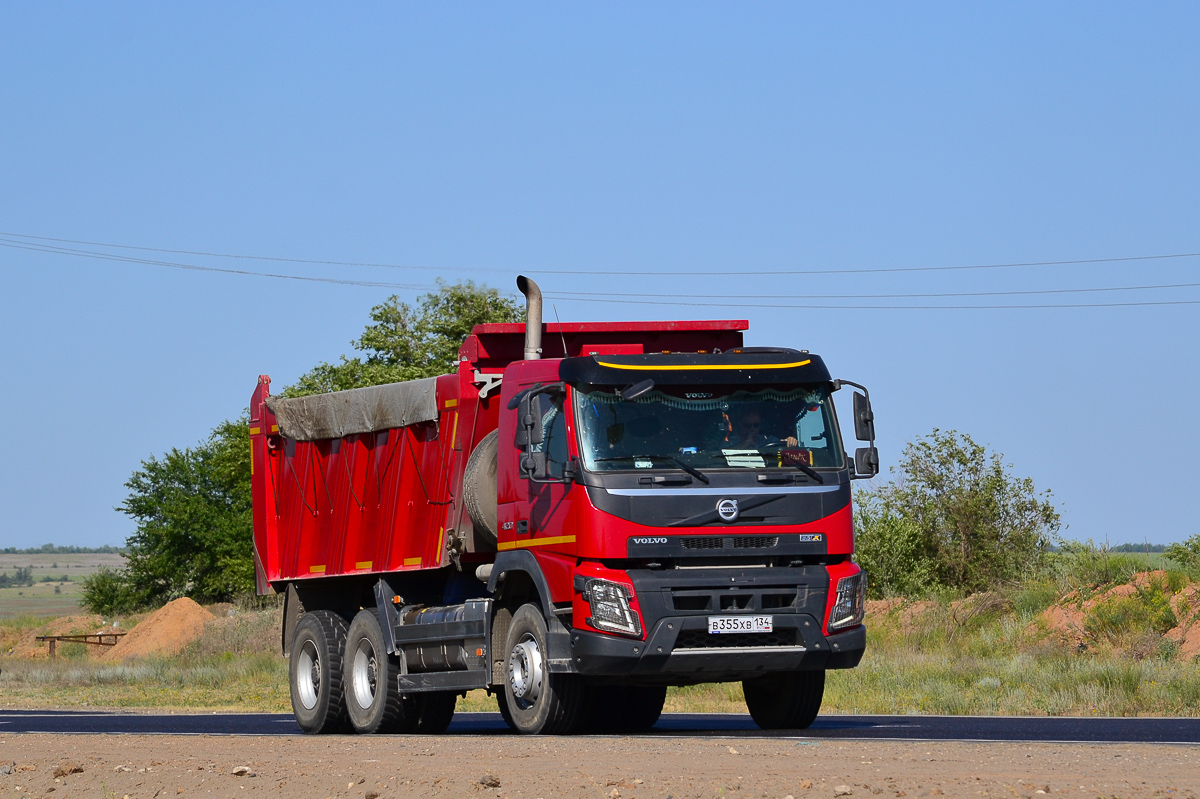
[574,385,844,472]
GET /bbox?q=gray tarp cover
[265,377,439,441]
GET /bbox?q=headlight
[828,571,867,632]
[582,578,642,637]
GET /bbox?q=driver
[730,408,798,450]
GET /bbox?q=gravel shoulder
[1,734,1197,798]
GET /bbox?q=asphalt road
[2,710,1198,743]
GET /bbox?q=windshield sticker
[721,449,766,468]
[635,458,653,469]
[779,448,813,467]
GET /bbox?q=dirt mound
[1037,570,1200,656]
[5,615,108,659]
[865,598,936,632]
[103,598,213,661]
[1165,585,1200,659]
[1040,604,1087,647]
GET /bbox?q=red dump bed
[249,320,747,593]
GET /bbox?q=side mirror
[853,391,875,442]
[520,451,546,479]
[514,394,544,447]
[855,446,879,478]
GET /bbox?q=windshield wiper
[784,460,824,484]
[659,455,710,484]
[591,455,710,484]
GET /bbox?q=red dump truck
[249,277,877,735]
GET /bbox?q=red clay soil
[1038,570,1200,657]
[102,598,213,662]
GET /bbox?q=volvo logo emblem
[716,498,739,523]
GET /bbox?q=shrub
[80,567,142,616]
[1166,534,1200,579]
[855,429,1060,595]
[1084,573,1179,645]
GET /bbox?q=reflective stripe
[498,535,577,551]
[596,359,811,371]
[599,485,841,497]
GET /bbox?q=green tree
[285,279,523,397]
[855,429,1060,595]
[84,418,254,612]
[88,280,517,611]
[1166,534,1200,577]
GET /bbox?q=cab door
[526,389,575,543]
[496,366,578,560]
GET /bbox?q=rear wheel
[742,670,825,730]
[289,610,351,734]
[503,604,586,734]
[345,610,410,734]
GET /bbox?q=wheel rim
[507,633,544,710]
[296,640,321,711]
[351,636,378,711]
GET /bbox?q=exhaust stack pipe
[516,275,543,360]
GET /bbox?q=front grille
[680,536,779,551]
[674,629,799,650]
[733,536,779,549]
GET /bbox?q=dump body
[249,320,750,588]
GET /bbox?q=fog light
[828,571,867,631]
[583,578,642,637]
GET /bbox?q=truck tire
[289,610,351,734]
[619,685,667,732]
[580,684,666,733]
[345,610,410,734]
[742,670,825,730]
[502,604,586,734]
[495,690,516,731]
[462,430,499,548]
[412,692,457,734]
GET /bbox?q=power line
[543,294,1200,310]
[5,232,1200,309]
[0,231,459,274]
[0,239,430,291]
[3,229,1199,277]
[548,281,1200,301]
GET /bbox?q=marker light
[583,578,642,637]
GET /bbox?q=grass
[0,606,289,711]
[0,552,127,618]
[5,554,1200,717]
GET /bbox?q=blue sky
[1,3,1197,548]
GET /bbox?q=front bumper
[569,619,865,678]
[569,565,865,680]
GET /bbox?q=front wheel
[620,685,667,732]
[502,604,586,734]
[289,610,351,734]
[742,670,825,730]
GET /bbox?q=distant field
[0,553,125,618]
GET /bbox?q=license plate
[708,615,773,634]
